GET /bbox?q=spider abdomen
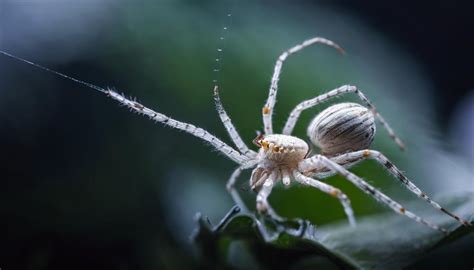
[307,102,375,156]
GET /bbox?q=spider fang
[252,133,264,147]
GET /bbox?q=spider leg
[282,85,405,150]
[262,37,344,135]
[226,162,258,213]
[330,150,472,226]
[107,90,252,164]
[256,171,285,221]
[213,86,257,158]
[300,155,449,234]
[0,50,251,165]
[293,171,356,227]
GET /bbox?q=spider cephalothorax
[1,37,471,234]
[250,134,308,192]
[255,134,309,166]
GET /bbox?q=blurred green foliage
[194,193,474,269]
[0,0,472,269]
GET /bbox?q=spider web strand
[0,50,249,165]
[0,50,106,94]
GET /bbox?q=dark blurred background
[0,0,473,269]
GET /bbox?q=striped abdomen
[307,102,375,156]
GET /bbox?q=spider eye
[260,140,269,150]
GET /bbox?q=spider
[0,37,471,234]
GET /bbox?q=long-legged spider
[0,37,471,234]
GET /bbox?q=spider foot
[257,211,314,239]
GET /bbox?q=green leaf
[192,192,474,269]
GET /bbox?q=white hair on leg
[293,171,356,227]
[226,161,259,212]
[213,85,257,158]
[107,90,250,164]
[283,85,405,150]
[262,37,344,135]
[330,149,472,226]
[255,170,284,221]
[300,155,448,234]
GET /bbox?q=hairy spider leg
[293,171,356,227]
[226,161,259,212]
[256,170,285,221]
[0,50,250,165]
[262,37,344,135]
[330,149,472,226]
[283,85,405,150]
[299,155,449,234]
[213,86,257,158]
